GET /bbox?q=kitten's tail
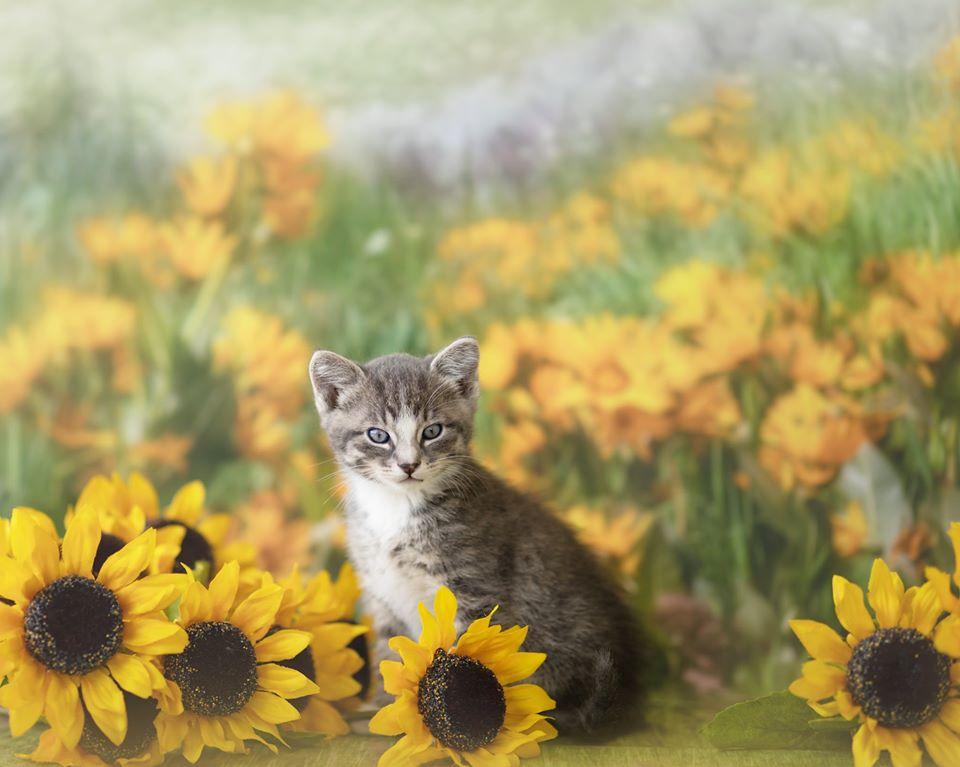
[554,648,636,736]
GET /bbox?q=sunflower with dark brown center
[70,472,258,583]
[369,586,557,767]
[153,562,318,764]
[790,558,960,767]
[0,507,187,755]
[268,565,369,736]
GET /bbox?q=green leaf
[701,692,852,751]
[807,717,857,733]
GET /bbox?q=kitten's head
[308,337,479,492]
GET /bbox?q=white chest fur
[344,474,445,633]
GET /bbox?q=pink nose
[398,462,420,476]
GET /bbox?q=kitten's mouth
[398,476,423,483]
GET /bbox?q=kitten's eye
[366,428,390,444]
[422,423,443,441]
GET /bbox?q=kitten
[309,336,643,734]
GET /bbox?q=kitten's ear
[309,351,365,415]
[430,336,480,400]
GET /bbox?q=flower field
[2,14,960,767]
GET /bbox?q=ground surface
[0,700,859,767]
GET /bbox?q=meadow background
[2,0,960,707]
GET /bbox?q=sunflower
[270,565,368,735]
[369,587,557,767]
[153,562,319,762]
[73,473,257,584]
[0,508,188,759]
[69,474,185,577]
[790,558,960,767]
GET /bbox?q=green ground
[0,700,858,767]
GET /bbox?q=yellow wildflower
[176,155,238,217]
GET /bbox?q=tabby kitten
[309,337,643,733]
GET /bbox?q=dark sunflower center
[165,621,258,716]
[847,627,951,728]
[268,625,316,712]
[24,575,123,675]
[347,622,372,699]
[80,691,158,763]
[148,520,213,571]
[92,533,126,577]
[417,648,505,751]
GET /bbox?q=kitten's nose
[398,461,420,476]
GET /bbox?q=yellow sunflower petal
[11,508,60,587]
[934,615,960,658]
[312,672,362,701]
[389,636,431,678]
[61,507,100,579]
[926,567,960,614]
[900,582,943,636]
[256,663,320,698]
[165,482,205,526]
[488,651,547,685]
[46,674,83,748]
[868,558,905,629]
[295,697,350,736]
[107,654,153,698]
[503,684,556,716]
[309,622,367,651]
[832,576,876,641]
[788,660,847,701]
[0,556,39,605]
[80,668,127,746]
[369,699,408,736]
[116,574,187,617]
[178,580,213,626]
[5,662,47,736]
[949,523,960,587]
[0,601,23,640]
[939,699,960,733]
[246,691,300,724]
[254,628,311,663]
[853,723,880,767]
[873,726,922,767]
[197,514,232,547]
[836,690,861,720]
[124,619,188,655]
[231,583,284,642]
[208,560,240,621]
[98,529,157,591]
[789,619,852,664]
[922,719,960,767]
[154,711,190,754]
[381,659,411,696]
[434,586,458,649]
[128,472,160,519]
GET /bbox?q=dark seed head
[80,691,158,763]
[418,648,505,752]
[147,520,213,571]
[268,625,316,712]
[92,533,127,577]
[847,627,951,728]
[24,576,123,675]
[164,621,258,716]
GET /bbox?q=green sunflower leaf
[807,717,858,733]
[701,691,852,751]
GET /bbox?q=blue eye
[366,428,390,444]
[422,423,443,440]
